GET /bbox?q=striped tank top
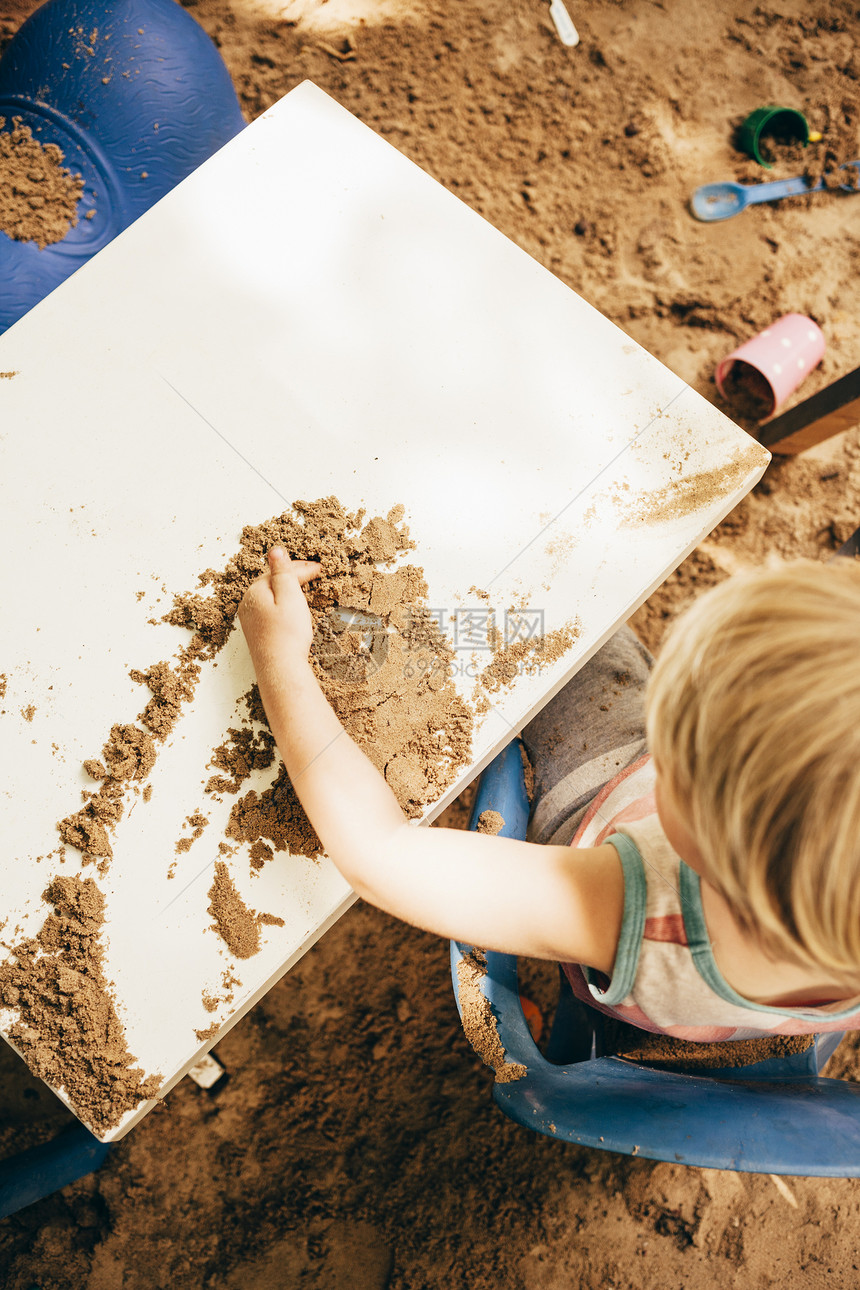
[564,755,860,1041]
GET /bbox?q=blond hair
[646,558,860,980]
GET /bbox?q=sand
[478,620,580,694]
[456,949,526,1084]
[0,877,160,1136]
[0,117,83,248]
[206,860,285,961]
[475,809,505,836]
[4,0,860,1286]
[58,724,157,872]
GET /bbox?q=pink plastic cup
[715,314,825,419]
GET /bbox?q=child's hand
[238,548,321,671]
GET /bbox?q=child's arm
[238,550,625,971]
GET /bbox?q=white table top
[0,82,769,1139]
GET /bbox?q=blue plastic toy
[452,740,860,1176]
[0,0,246,333]
[691,161,860,222]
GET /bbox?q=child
[238,550,860,1042]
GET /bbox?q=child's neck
[699,880,852,1008]
[655,776,855,1007]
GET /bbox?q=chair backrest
[451,740,860,1176]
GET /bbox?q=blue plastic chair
[0,0,246,333]
[451,740,860,1176]
[0,1121,111,1219]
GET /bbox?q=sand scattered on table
[83,723,156,784]
[478,621,580,694]
[205,717,276,796]
[0,116,84,248]
[0,876,160,1134]
[187,810,209,832]
[224,763,324,863]
[172,812,209,870]
[618,446,768,528]
[34,497,479,1044]
[59,723,156,873]
[207,861,285,961]
[194,1021,221,1043]
[4,721,162,1132]
[129,655,200,742]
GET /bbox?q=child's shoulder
[574,753,657,849]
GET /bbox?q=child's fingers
[295,560,322,583]
[268,547,322,589]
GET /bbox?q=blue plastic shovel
[691,161,860,221]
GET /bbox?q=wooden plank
[759,365,860,454]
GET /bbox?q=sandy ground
[4,0,860,1285]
